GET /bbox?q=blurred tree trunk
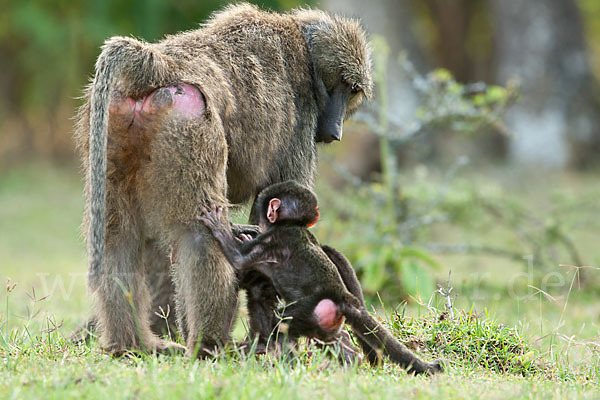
[424,0,506,160]
[490,0,600,168]
[424,0,494,83]
[323,0,427,126]
[323,0,433,176]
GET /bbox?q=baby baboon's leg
[342,305,442,375]
[321,245,378,365]
[243,273,279,351]
[170,229,238,357]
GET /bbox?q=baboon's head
[254,180,319,230]
[293,9,373,143]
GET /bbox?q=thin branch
[422,243,534,264]
[436,271,454,320]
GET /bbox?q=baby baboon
[74,3,372,355]
[232,224,361,364]
[199,181,443,375]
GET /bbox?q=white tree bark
[323,0,425,126]
[490,0,600,168]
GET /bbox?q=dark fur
[200,181,443,375]
[74,3,372,355]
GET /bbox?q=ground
[0,162,599,399]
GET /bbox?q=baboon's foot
[332,330,364,366]
[187,341,222,359]
[426,360,444,375]
[102,338,185,357]
[234,339,259,355]
[308,331,363,366]
[409,359,444,376]
[153,339,187,355]
[109,83,205,128]
[237,338,283,357]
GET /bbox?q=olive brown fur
[74,3,372,355]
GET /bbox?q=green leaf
[486,85,507,103]
[399,247,442,270]
[431,68,453,82]
[362,247,391,292]
[399,260,435,298]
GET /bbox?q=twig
[436,271,454,319]
[398,214,450,232]
[424,156,470,213]
[423,243,534,264]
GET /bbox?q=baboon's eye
[341,77,360,94]
[344,79,360,94]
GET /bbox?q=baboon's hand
[198,204,248,268]
[239,233,253,242]
[198,204,225,233]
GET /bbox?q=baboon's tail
[87,37,173,282]
[87,42,115,283]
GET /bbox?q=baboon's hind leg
[139,83,234,357]
[90,225,184,354]
[144,239,178,337]
[71,241,177,344]
[171,229,238,357]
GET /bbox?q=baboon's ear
[267,198,281,223]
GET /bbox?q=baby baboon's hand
[239,233,253,242]
[198,204,225,233]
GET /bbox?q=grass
[1,162,599,399]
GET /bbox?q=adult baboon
[74,3,372,355]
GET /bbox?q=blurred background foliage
[1,0,600,310]
[0,0,306,161]
[1,0,600,165]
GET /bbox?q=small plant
[317,36,599,300]
[387,306,542,376]
[316,36,519,300]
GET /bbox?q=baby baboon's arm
[199,206,273,271]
